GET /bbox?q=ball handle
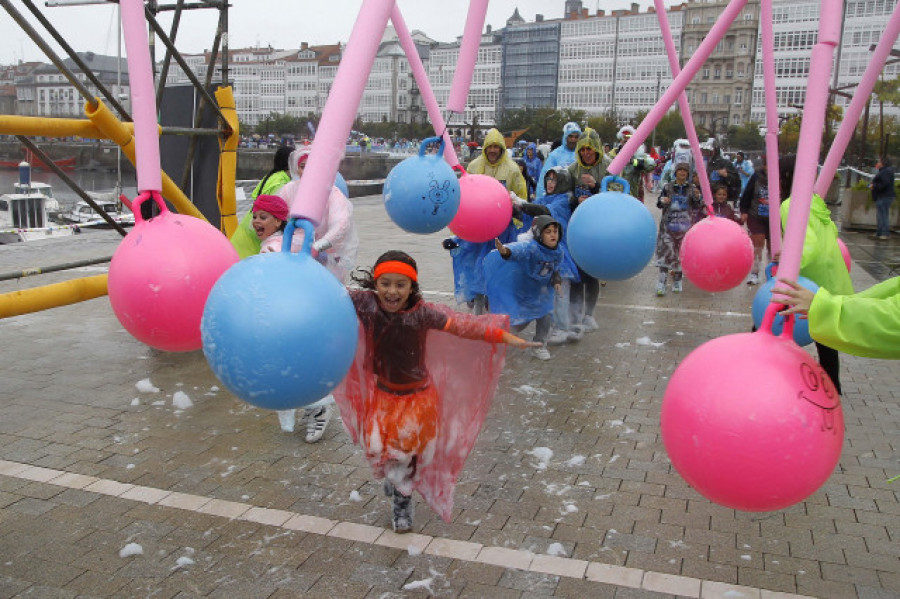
[282,218,316,256]
[601,175,630,194]
[130,190,168,225]
[419,135,445,158]
[758,301,796,341]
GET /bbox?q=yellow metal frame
[0,87,239,319]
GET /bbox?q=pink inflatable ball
[837,238,851,273]
[660,306,843,512]
[681,216,754,292]
[448,173,513,243]
[108,192,239,352]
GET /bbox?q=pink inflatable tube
[654,0,713,215]
[447,0,489,113]
[761,0,783,254]
[777,0,842,288]
[609,0,748,175]
[391,6,461,168]
[814,3,900,197]
[288,0,395,225]
[119,0,162,192]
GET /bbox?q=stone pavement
[0,196,898,599]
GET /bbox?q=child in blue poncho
[514,166,581,344]
[483,215,564,361]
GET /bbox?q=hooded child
[655,162,703,295]
[535,122,582,201]
[483,215,564,361]
[567,128,611,331]
[333,251,537,532]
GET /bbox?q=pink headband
[252,194,289,221]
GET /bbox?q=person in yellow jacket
[774,276,900,360]
[778,187,854,393]
[466,128,527,200]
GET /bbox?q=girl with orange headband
[334,250,537,533]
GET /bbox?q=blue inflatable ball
[201,221,358,410]
[566,177,657,280]
[384,135,460,234]
[752,272,819,346]
[334,172,350,198]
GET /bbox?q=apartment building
[13,52,129,118]
[556,2,684,123]
[749,0,900,125]
[682,0,760,137]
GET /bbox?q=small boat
[63,192,135,228]
[0,181,79,244]
[0,150,76,172]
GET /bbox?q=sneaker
[581,315,599,331]
[305,404,334,443]
[656,281,666,296]
[392,490,414,533]
[877,235,890,240]
[566,328,583,342]
[747,273,759,285]
[531,346,551,361]
[277,409,296,433]
[673,280,683,293]
[546,330,570,346]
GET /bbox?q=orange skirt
[364,382,438,466]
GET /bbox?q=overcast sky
[2,0,680,65]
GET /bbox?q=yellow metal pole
[0,275,108,319]
[84,99,207,221]
[0,114,133,139]
[215,86,239,236]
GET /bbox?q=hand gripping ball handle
[758,300,796,340]
[418,135,446,159]
[130,190,167,223]
[600,175,630,195]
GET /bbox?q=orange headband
[374,260,418,282]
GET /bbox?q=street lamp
[468,103,479,142]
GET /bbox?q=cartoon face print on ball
[427,176,454,215]
[797,362,841,433]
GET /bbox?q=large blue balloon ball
[752,273,819,346]
[201,252,358,410]
[566,190,657,280]
[383,150,460,234]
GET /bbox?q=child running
[484,215,564,360]
[655,162,702,295]
[333,251,536,533]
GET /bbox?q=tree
[639,110,687,152]
[728,122,765,152]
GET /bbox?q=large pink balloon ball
[449,173,512,243]
[681,217,753,292]
[108,202,239,352]
[661,325,843,512]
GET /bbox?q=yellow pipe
[215,86,239,236]
[0,114,134,139]
[84,99,207,222]
[0,275,108,319]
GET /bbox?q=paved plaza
[0,195,898,598]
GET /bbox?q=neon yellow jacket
[808,277,900,359]
[466,128,527,200]
[780,194,853,295]
[231,170,291,258]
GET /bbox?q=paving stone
[0,200,897,599]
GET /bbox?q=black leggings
[815,342,842,396]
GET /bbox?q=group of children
[233,135,896,538]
